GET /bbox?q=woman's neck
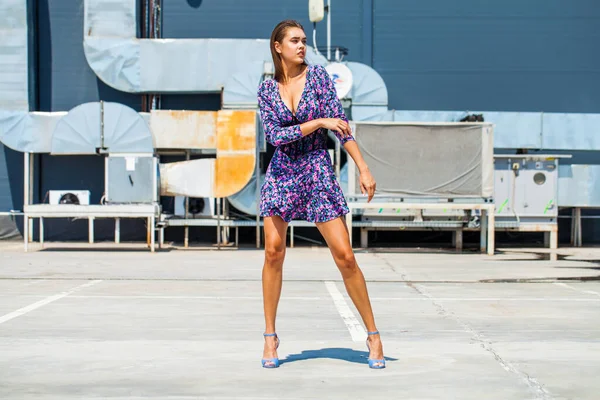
[280,61,304,84]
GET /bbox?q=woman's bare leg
[315,216,384,365]
[262,216,288,362]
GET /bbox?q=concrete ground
[0,240,599,400]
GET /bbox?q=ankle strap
[264,333,277,337]
[367,331,380,335]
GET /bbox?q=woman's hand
[359,167,376,203]
[320,118,352,137]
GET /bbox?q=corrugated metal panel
[0,144,23,238]
[0,112,65,153]
[0,0,28,111]
[0,144,21,212]
[162,0,364,62]
[558,165,600,207]
[373,0,600,113]
[51,102,153,155]
[37,0,140,112]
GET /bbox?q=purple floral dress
[257,64,355,223]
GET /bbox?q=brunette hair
[269,19,307,82]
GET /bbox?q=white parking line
[0,280,102,325]
[324,281,366,342]
[68,295,322,300]
[553,282,600,298]
[371,297,600,302]
[0,295,597,302]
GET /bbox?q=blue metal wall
[164,0,600,113]
[372,1,600,112]
[1,0,600,242]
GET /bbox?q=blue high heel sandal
[261,333,280,368]
[366,331,386,369]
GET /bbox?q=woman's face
[275,27,307,64]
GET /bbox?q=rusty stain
[214,154,255,197]
[217,110,256,152]
[150,110,217,149]
[155,110,257,198]
[213,110,256,197]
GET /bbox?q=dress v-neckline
[276,65,310,118]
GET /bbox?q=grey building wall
[1,0,600,242]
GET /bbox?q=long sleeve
[257,81,303,147]
[316,65,355,145]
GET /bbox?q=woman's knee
[334,250,358,274]
[265,241,285,265]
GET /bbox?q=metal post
[88,217,95,244]
[487,206,495,256]
[23,215,28,252]
[115,218,120,243]
[360,228,368,248]
[184,150,190,248]
[217,197,221,250]
[39,217,44,248]
[256,145,261,249]
[335,137,341,179]
[100,101,105,149]
[327,0,331,61]
[453,230,463,251]
[23,152,30,250]
[150,215,155,252]
[575,207,582,247]
[346,206,353,248]
[480,209,488,253]
[29,153,34,242]
[290,225,294,248]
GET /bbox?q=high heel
[261,333,280,368]
[366,331,385,369]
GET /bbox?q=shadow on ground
[280,347,398,366]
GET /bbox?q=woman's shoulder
[307,63,326,78]
[307,64,331,87]
[257,78,276,96]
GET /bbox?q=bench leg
[487,209,495,256]
[453,229,463,251]
[39,217,44,248]
[24,216,29,252]
[115,218,120,244]
[346,212,353,248]
[88,217,94,244]
[360,228,368,248]
[480,210,488,253]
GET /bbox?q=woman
[258,20,385,369]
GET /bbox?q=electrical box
[494,156,558,219]
[309,0,325,22]
[105,154,158,204]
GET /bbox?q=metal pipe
[184,150,190,248]
[256,129,261,249]
[217,197,221,249]
[23,152,30,246]
[100,101,105,149]
[327,0,331,61]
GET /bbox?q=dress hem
[260,210,349,224]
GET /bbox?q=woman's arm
[258,86,350,146]
[257,86,308,146]
[316,65,355,145]
[315,65,376,201]
[344,140,377,202]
